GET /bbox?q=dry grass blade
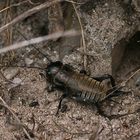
[27,0,40,5]
[0,96,33,140]
[4,0,13,46]
[2,0,9,48]
[0,0,31,14]
[0,0,82,33]
[72,3,87,70]
[1,0,15,65]
[0,0,63,33]
[65,0,84,4]
[121,68,140,86]
[0,30,80,54]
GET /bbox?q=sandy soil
[0,0,140,140]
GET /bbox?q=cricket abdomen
[67,72,109,103]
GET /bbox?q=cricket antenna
[0,65,44,70]
[15,29,52,63]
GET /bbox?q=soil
[0,0,140,140]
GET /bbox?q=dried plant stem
[121,68,140,87]
[72,3,87,70]
[27,0,40,5]
[0,96,33,140]
[0,0,63,33]
[4,0,13,46]
[0,30,80,54]
[65,0,84,4]
[0,0,82,33]
[0,0,30,14]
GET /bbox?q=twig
[3,0,15,64]
[74,49,96,59]
[0,0,63,33]
[0,0,31,14]
[0,30,80,54]
[72,3,87,70]
[121,68,140,87]
[0,0,82,15]
[27,0,40,5]
[103,68,140,100]
[4,0,13,46]
[31,113,36,131]
[65,0,85,4]
[0,96,33,140]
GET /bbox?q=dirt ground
[0,0,140,140]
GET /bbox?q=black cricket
[45,60,127,119]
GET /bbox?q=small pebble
[29,100,39,107]
[135,77,140,87]
[4,68,19,80]
[76,116,83,121]
[25,58,33,65]
[20,98,26,106]
[12,78,22,84]
[123,99,130,104]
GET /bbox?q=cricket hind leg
[79,71,116,87]
[106,90,131,99]
[92,74,130,98]
[79,70,116,87]
[55,93,68,116]
[95,102,132,120]
[92,74,116,87]
[80,73,129,103]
